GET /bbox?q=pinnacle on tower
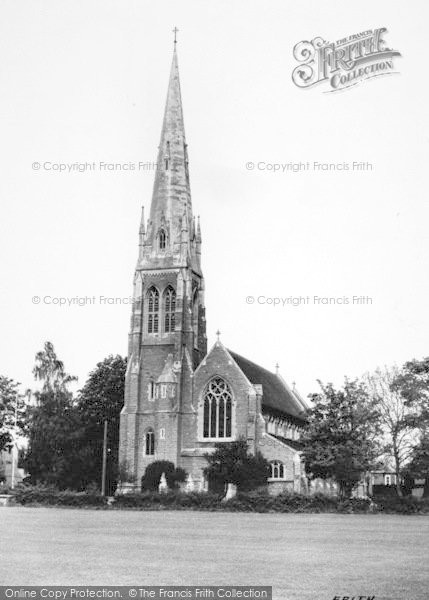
[139,206,145,235]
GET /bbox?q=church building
[118,44,309,494]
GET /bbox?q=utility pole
[101,419,108,496]
[10,394,19,490]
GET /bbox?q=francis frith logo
[292,28,401,92]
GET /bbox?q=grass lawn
[0,508,428,600]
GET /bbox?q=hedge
[10,485,429,514]
[11,485,108,507]
[114,491,221,510]
[374,494,429,514]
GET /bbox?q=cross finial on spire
[275,363,280,375]
[216,329,221,342]
[172,27,179,46]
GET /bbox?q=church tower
[119,45,207,489]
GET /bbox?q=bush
[372,484,398,498]
[11,484,107,507]
[223,492,344,513]
[141,461,187,491]
[114,491,221,510]
[0,485,13,495]
[374,494,429,514]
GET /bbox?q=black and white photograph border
[0,2,428,600]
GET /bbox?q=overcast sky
[1,0,428,399]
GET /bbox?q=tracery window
[203,377,232,439]
[163,286,176,333]
[147,287,159,333]
[270,461,285,479]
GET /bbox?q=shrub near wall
[114,491,221,510]
[12,485,107,507]
[220,492,371,513]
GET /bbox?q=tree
[392,357,429,496]
[33,341,77,392]
[0,376,25,453]
[23,389,84,488]
[364,366,418,497]
[393,357,429,421]
[301,379,381,499]
[25,347,127,492]
[203,439,270,493]
[24,342,82,489]
[406,435,429,497]
[75,355,127,493]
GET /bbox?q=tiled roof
[271,435,304,451]
[228,350,307,423]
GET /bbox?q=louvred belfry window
[147,287,159,333]
[164,286,176,333]
[203,377,233,439]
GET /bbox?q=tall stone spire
[119,40,207,491]
[144,48,193,263]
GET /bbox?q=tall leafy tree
[24,342,81,489]
[75,355,126,493]
[301,379,381,499]
[392,357,429,430]
[24,347,127,492]
[0,376,25,453]
[392,357,429,496]
[364,366,418,497]
[23,389,84,488]
[406,436,429,497]
[33,341,77,392]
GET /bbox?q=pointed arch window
[145,429,155,456]
[147,287,159,333]
[159,229,166,250]
[203,377,233,439]
[163,286,176,333]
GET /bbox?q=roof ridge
[228,349,276,377]
[228,349,308,420]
